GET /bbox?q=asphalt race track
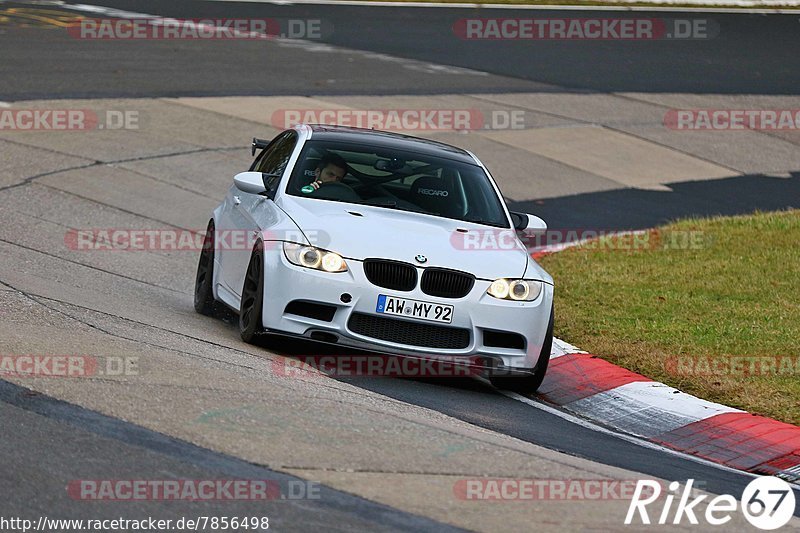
[1,0,799,530]
[2,0,800,96]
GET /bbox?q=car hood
[277,196,541,280]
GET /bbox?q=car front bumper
[260,247,554,371]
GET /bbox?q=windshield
[285,140,510,228]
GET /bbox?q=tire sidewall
[239,241,265,342]
[194,220,216,314]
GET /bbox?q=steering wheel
[311,181,362,202]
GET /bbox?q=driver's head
[314,153,348,183]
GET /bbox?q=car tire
[489,304,554,394]
[239,241,265,343]
[193,220,217,316]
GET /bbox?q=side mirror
[233,172,267,195]
[526,214,547,233]
[510,211,547,232]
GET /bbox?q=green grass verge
[539,209,800,425]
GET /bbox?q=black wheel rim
[240,251,262,332]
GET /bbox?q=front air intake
[420,268,475,298]
[363,259,418,292]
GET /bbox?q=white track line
[57,3,489,76]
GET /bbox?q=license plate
[376,295,453,324]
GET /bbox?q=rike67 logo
[626,477,796,530]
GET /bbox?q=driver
[308,153,348,190]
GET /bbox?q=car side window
[253,131,297,194]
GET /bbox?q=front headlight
[487,279,542,301]
[283,242,348,273]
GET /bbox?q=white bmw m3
[194,124,554,392]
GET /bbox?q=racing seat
[409,176,460,218]
[288,158,321,194]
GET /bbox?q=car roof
[301,124,477,165]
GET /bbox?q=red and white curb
[532,325,800,485]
